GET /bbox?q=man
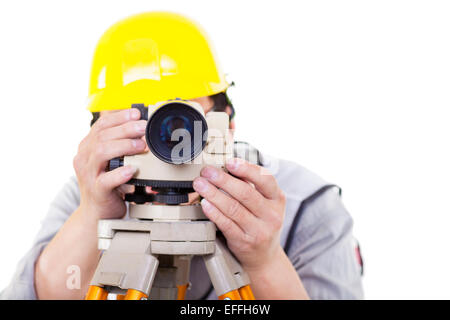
[0,12,363,300]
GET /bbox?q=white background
[0,0,449,299]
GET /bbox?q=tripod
[85,190,255,300]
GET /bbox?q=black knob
[131,103,148,120]
[154,193,189,205]
[108,157,123,171]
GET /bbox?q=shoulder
[261,153,329,201]
[234,141,330,204]
[50,176,80,208]
[257,150,355,262]
[35,176,80,243]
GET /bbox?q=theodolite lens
[160,115,192,149]
[146,102,208,164]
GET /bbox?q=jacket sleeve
[0,176,80,300]
[287,189,364,299]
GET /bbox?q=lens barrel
[146,102,208,164]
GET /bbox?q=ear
[226,106,236,130]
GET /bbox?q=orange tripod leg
[85,285,108,300]
[177,284,189,300]
[238,285,255,300]
[124,289,148,300]
[219,289,242,300]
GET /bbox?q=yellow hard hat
[87,12,229,112]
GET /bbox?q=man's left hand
[193,158,286,272]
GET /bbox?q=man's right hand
[73,108,147,221]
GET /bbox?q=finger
[225,158,280,200]
[200,198,244,241]
[200,166,267,218]
[92,108,141,131]
[99,120,147,141]
[118,183,135,195]
[97,165,137,191]
[92,138,146,166]
[193,177,258,234]
[188,191,200,204]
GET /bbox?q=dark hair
[90,112,100,127]
[90,91,234,127]
[211,92,235,119]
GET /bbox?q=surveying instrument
[85,100,255,300]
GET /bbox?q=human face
[99,95,235,129]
